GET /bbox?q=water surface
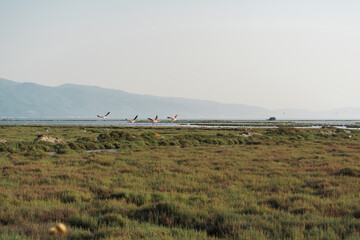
[0,119,359,129]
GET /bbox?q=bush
[336,168,360,177]
[102,213,126,227]
[97,131,134,142]
[59,191,78,203]
[111,190,151,206]
[68,214,98,231]
[273,127,308,137]
[67,228,93,240]
[68,142,84,150]
[206,212,242,238]
[132,202,204,230]
[140,132,157,143]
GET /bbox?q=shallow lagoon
[0,119,359,129]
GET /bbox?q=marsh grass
[0,125,359,239]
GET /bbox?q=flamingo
[167,115,178,122]
[126,115,138,123]
[97,112,110,120]
[148,115,158,124]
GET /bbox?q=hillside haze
[0,78,272,119]
[1,79,360,119]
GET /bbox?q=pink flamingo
[126,115,138,123]
[148,115,158,124]
[97,112,110,120]
[167,115,178,122]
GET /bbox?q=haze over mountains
[0,78,359,119]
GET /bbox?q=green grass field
[0,125,359,239]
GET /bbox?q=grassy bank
[0,126,359,239]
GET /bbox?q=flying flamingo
[97,112,110,120]
[167,115,178,122]
[148,115,158,124]
[126,115,138,123]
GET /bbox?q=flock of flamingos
[96,112,178,124]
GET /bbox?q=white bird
[97,112,110,120]
[148,115,158,124]
[126,115,138,123]
[167,115,178,122]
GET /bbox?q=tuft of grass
[336,168,360,177]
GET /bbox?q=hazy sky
[1,0,359,111]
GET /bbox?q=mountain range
[0,78,359,119]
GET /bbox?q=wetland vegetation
[0,125,359,239]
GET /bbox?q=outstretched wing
[133,115,138,120]
[155,115,158,121]
[148,118,154,121]
[105,112,110,116]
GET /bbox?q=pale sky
[1,0,359,111]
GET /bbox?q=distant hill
[1,78,359,119]
[0,78,272,119]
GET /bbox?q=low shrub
[102,213,126,227]
[336,168,360,177]
[68,214,98,231]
